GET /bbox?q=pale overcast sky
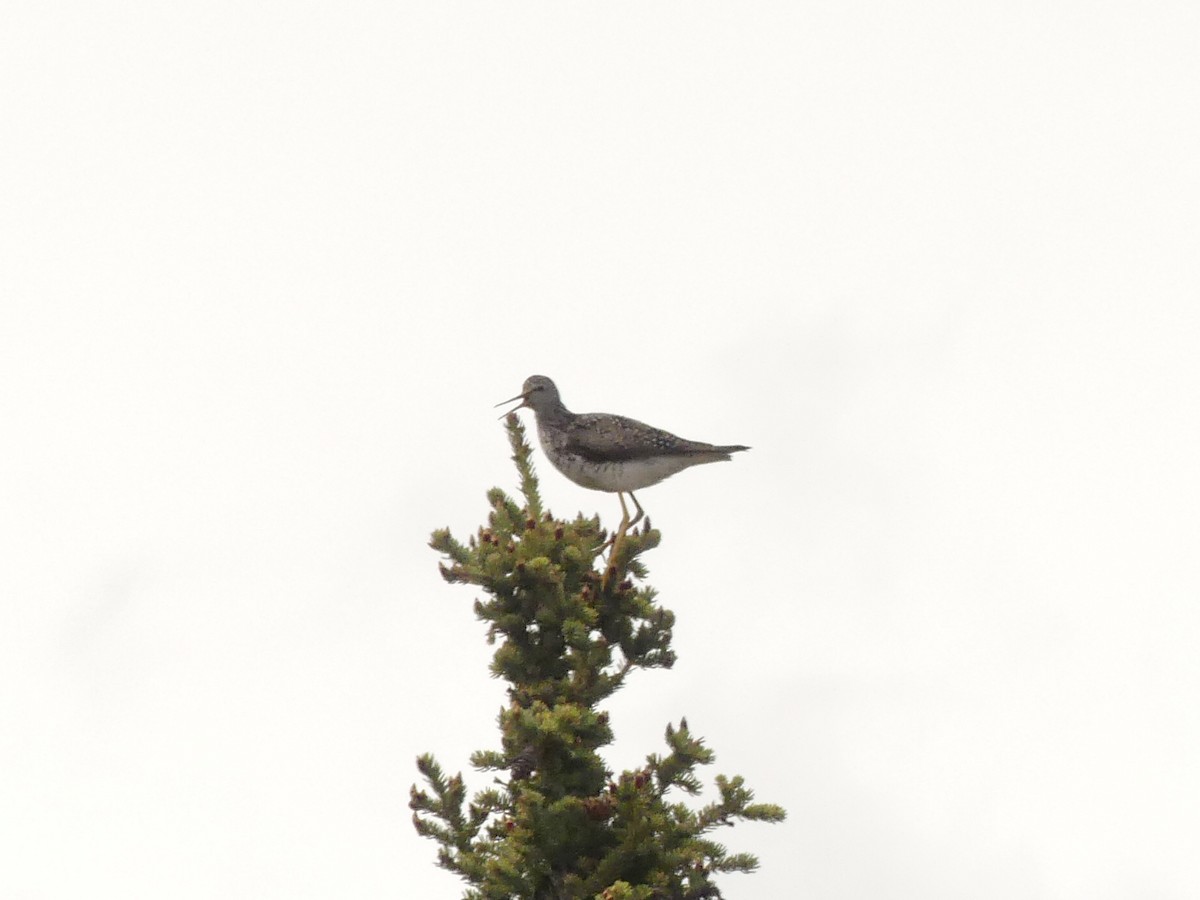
[2,3,1198,899]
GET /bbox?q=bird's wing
[565,413,713,462]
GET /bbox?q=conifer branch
[506,413,543,521]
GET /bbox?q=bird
[496,375,749,535]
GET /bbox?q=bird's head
[496,375,561,417]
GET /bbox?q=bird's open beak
[495,389,531,419]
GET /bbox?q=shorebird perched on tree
[496,375,749,543]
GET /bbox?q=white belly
[552,452,700,492]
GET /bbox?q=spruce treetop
[412,415,783,899]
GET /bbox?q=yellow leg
[627,491,644,529]
[606,493,632,566]
[616,492,632,541]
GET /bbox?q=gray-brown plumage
[497,375,748,526]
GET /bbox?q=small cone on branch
[583,794,616,821]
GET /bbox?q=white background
[3,3,1198,898]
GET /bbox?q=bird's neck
[534,400,573,427]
